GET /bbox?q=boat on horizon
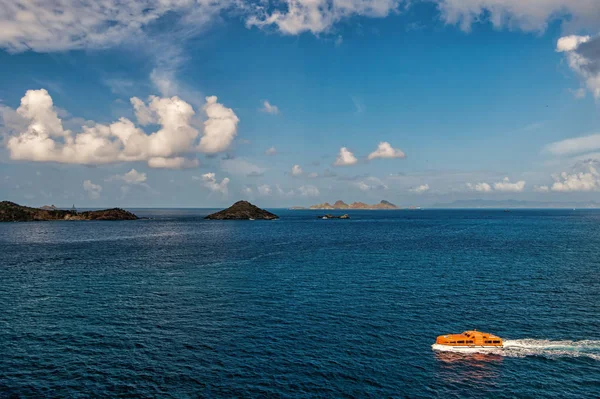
[432,330,503,352]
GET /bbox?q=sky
[1,0,600,208]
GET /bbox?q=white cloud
[534,185,550,192]
[355,176,388,191]
[410,184,430,194]
[367,141,406,160]
[557,35,591,52]
[0,0,233,53]
[334,147,358,166]
[308,172,319,178]
[494,177,526,192]
[198,96,240,154]
[221,158,265,176]
[549,162,600,192]
[200,172,229,195]
[545,133,600,156]
[466,182,493,193]
[261,100,280,114]
[466,178,525,193]
[246,0,402,35]
[83,179,102,200]
[148,157,199,169]
[241,186,253,196]
[291,164,303,176]
[258,184,272,196]
[437,1,600,33]
[557,35,600,99]
[265,146,277,155]
[108,169,147,184]
[3,89,237,168]
[276,184,296,198]
[298,185,320,197]
[2,0,598,59]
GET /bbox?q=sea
[1,209,599,398]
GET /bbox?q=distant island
[293,200,399,210]
[0,201,139,222]
[433,199,600,209]
[317,214,350,219]
[205,201,279,220]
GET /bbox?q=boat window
[493,340,500,344]
[484,340,492,344]
[450,341,456,344]
[457,340,464,344]
[466,340,473,344]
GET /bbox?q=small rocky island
[298,200,400,210]
[0,201,139,222]
[318,214,350,219]
[205,201,278,220]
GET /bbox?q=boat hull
[432,344,503,352]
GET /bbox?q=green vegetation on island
[0,201,139,222]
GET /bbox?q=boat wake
[434,339,600,360]
[501,339,600,360]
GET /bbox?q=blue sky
[1,0,600,207]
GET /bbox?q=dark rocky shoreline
[0,201,139,222]
[205,201,278,220]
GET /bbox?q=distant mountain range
[292,200,400,210]
[433,199,600,209]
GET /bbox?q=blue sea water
[1,209,599,398]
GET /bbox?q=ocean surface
[1,209,599,398]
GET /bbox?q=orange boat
[432,330,503,351]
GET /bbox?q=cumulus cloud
[466,178,525,193]
[549,161,600,192]
[557,35,600,98]
[261,100,280,114]
[298,185,320,197]
[307,172,319,178]
[466,182,493,193]
[494,177,526,192]
[265,146,277,155]
[2,89,237,169]
[198,96,240,154]
[545,133,600,157]
[258,184,272,196]
[83,180,102,199]
[291,164,303,176]
[334,147,358,166]
[107,168,147,184]
[367,141,406,160]
[534,185,550,193]
[355,176,388,192]
[200,172,229,195]
[410,184,430,194]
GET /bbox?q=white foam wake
[502,339,600,360]
[433,339,600,360]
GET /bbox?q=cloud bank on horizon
[1,0,600,205]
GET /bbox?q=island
[318,214,350,219]
[0,201,139,222]
[303,200,399,210]
[205,200,279,220]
